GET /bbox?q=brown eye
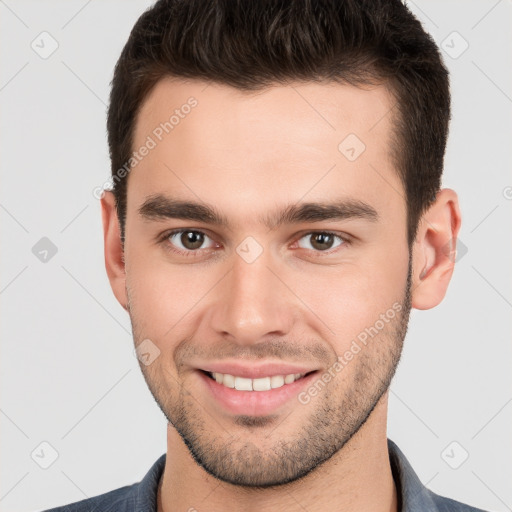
[297,232,345,252]
[181,231,204,249]
[167,230,214,251]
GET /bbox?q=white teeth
[270,375,285,388]
[210,372,306,391]
[222,374,235,388]
[252,377,271,391]
[234,377,252,391]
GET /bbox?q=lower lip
[198,370,318,417]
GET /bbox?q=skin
[101,77,461,512]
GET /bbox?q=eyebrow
[138,194,379,230]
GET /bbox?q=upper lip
[196,361,318,379]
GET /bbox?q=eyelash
[157,229,352,259]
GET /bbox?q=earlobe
[100,191,129,311]
[411,188,462,310]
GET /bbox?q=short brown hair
[107,0,450,247]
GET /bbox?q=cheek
[126,250,216,341]
[126,233,409,351]
[294,252,408,343]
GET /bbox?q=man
[44,0,488,511]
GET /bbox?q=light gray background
[1,1,511,511]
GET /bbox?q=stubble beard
[130,259,412,488]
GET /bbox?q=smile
[207,371,308,391]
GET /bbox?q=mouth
[200,369,316,391]
[197,368,321,417]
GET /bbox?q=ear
[411,188,462,310]
[101,191,128,311]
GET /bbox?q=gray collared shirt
[42,439,489,511]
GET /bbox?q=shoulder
[39,453,166,512]
[427,489,492,512]
[387,439,492,512]
[40,483,137,512]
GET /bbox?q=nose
[207,248,296,346]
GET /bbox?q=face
[113,78,414,486]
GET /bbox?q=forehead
[134,76,395,149]
[128,77,403,226]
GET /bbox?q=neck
[158,393,397,512]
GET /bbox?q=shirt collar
[388,438,439,511]
[135,439,436,512]
[134,452,166,511]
